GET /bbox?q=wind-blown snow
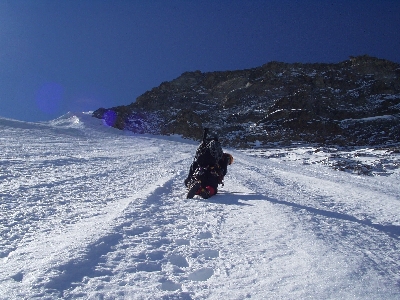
[1,112,399,299]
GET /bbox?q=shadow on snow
[209,190,400,239]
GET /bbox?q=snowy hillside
[1,112,400,299]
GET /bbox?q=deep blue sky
[1,0,399,122]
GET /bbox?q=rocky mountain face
[93,55,400,148]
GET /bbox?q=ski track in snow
[0,112,399,299]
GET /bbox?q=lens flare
[103,110,117,126]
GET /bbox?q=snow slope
[1,112,399,299]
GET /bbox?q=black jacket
[185,152,230,189]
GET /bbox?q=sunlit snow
[1,112,399,299]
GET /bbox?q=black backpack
[195,129,223,167]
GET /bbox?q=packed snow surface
[1,112,400,299]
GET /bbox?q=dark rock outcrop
[93,55,400,147]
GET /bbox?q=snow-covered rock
[93,55,400,147]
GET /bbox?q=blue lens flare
[103,110,117,126]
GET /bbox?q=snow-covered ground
[1,112,399,299]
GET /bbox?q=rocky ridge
[93,55,400,148]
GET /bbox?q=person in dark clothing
[185,152,233,199]
[185,128,233,199]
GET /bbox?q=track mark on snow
[188,268,214,281]
[123,226,152,237]
[45,233,123,293]
[199,249,219,259]
[160,279,182,291]
[169,254,189,268]
[197,231,213,239]
[136,262,162,272]
[175,239,190,246]
[11,271,24,282]
[40,174,178,297]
